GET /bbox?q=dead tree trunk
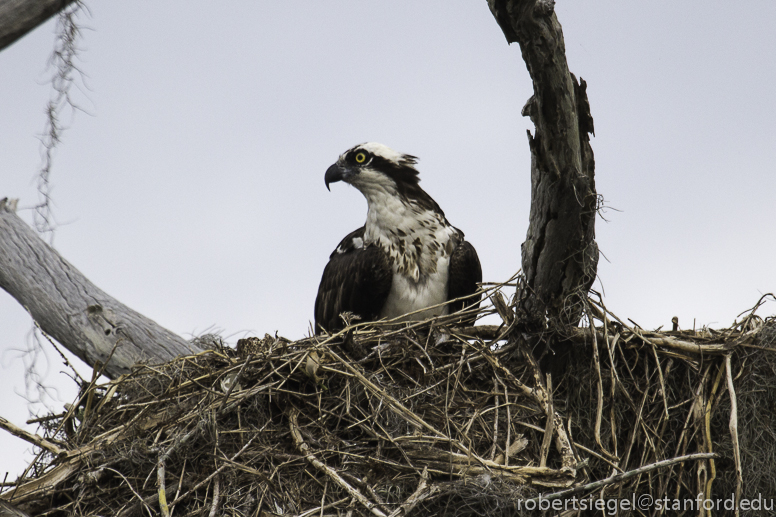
[0,0,75,52]
[0,198,201,379]
[489,0,599,329]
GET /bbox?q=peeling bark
[0,198,200,379]
[488,0,598,328]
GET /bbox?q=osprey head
[324,142,420,193]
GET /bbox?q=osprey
[315,142,482,332]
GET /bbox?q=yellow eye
[355,152,367,163]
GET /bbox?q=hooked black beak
[324,163,349,191]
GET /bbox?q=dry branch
[0,416,63,456]
[725,353,742,513]
[536,452,718,502]
[0,199,200,378]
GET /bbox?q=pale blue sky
[1,1,775,476]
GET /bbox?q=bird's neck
[362,193,457,283]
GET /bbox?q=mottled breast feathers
[314,226,482,333]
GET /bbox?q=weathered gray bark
[0,198,201,379]
[488,0,598,328]
[0,0,75,52]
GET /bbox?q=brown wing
[314,228,393,333]
[446,240,482,325]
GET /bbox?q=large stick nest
[2,282,775,517]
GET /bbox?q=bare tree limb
[0,0,76,52]
[488,0,598,327]
[0,199,201,379]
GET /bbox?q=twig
[639,327,670,419]
[324,348,480,463]
[0,416,63,456]
[26,412,67,425]
[534,452,718,502]
[218,354,252,411]
[386,467,438,517]
[288,409,387,517]
[297,497,349,517]
[586,305,612,459]
[487,338,578,474]
[207,476,220,517]
[157,457,170,517]
[539,373,554,468]
[207,412,221,517]
[703,363,724,513]
[159,419,208,465]
[489,378,499,461]
[585,301,732,355]
[725,354,742,516]
[320,480,328,517]
[12,322,120,492]
[174,458,186,509]
[168,435,256,509]
[503,381,511,468]
[618,380,649,475]
[105,467,154,516]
